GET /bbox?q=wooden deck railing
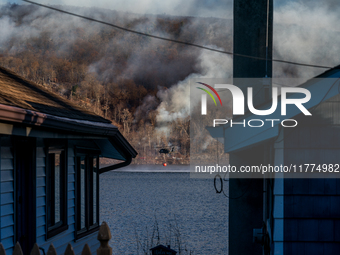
[0,222,112,255]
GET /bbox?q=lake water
[100,165,228,255]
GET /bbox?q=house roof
[0,66,110,123]
[311,65,340,79]
[207,65,340,153]
[0,66,137,161]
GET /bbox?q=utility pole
[229,1,273,255]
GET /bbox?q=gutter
[96,136,137,173]
[0,103,138,160]
[99,155,132,174]
[0,103,119,136]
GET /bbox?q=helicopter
[155,146,175,154]
[159,148,174,154]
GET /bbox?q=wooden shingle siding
[1,159,13,171]
[1,225,13,239]
[1,205,13,217]
[37,144,100,255]
[36,138,46,243]
[1,182,13,193]
[0,136,15,253]
[1,215,13,228]
[283,121,340,254]
[272,133,285,254]
[0,171,13,182]
[37,216,45,228]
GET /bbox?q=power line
[23,0,333,69]
[214,174,253,199]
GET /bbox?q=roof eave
[0,103,138,159]
[0,103,119,136]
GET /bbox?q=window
[76,153,99,238]
[46,146,68,239]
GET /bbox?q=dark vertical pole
[15,138,36,255]
[228,153,264,255]
[233,0,273,107]
[233,0,273,79]
[229,1,273,255]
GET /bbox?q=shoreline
[110,164,190,173]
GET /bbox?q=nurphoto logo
[197,83,312,128]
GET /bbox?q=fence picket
[0,222,113,255]
[46,244,57,255]
[81,244,91,255]
[12,242,23,255]
[97,222,112,255]
[64,244,74,255]
[0,243,6,255]
[30,244,40,255]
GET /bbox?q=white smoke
[155,47,232,127]
[155,0,340,136]
[33,0,233,19]
[2,1,340,123]
[273,1,340,82]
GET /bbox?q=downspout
[99,155,132,174]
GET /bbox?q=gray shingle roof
[0,66,111,124]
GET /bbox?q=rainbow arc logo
[196,82,222,115]
[196,82,223,106]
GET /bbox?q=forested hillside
[0,3,232,164]
[2,3,337,164]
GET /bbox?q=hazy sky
[1,0,338,21]
[0,0,339,121]
[0,0,233,18]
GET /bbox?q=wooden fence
[0,222,112,255]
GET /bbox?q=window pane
[55,153,61,223]
[46,146,67,238]
[47,154,54,227]
[93,157,97,225]
[80,157,86,230]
